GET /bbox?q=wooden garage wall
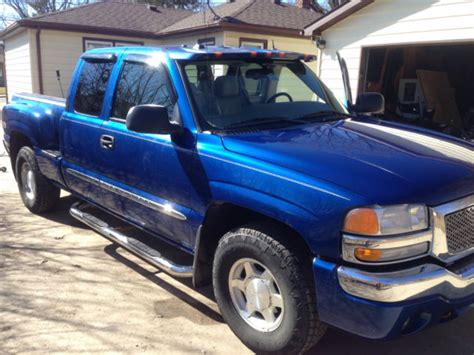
[318,0,474,103]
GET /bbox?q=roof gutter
[1,20,159,40]
[0,22,22,39]
[303,0,373,36]
[1,16,311,42]
[158,22,306,39]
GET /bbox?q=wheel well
[193,202,312,288]
[9,132,33,177]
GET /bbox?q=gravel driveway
[1,155,473,354]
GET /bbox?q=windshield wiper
[224,117,307,130]
[298,110,354,122]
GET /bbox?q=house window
[83,37,144,52]
[198,37,215,46]
[115,41,142,47]
[239,37,268,49]
[84,39,114,51]
[112,61,176,120]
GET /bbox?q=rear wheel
[213,223,326,354]
[16,146,60,213]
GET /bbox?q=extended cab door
[60,53,123,213]
[93,54,199,250]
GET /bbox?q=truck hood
[221,118,474,206]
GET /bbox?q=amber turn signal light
[343,208,380,235]
[354,247,383,262]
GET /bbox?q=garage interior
[360,43,474,141]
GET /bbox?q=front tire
[213,223,326,354]
[15,146,60,213]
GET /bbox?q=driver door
[93,54,198,249]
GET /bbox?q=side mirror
[352,93,385,114]
[126,104,181,134]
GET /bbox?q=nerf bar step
[70,202,193,277]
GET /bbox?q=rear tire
[15,146,60,213]
[213,223,326,354]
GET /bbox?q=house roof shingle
[161,0,322,35]
[17,2,191,37]
[1,0,322,39]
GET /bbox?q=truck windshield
[181,59,348,130]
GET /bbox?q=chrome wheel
[21,162,36,202]
[228,258,284,332]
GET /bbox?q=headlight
[342,204,431,264]
[343,204,429,236]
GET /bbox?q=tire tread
[16,146,60,213]
[215,222,326,354]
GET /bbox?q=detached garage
[304,0,474,140]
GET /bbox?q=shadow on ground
[1,185,473,354]
[104,243,223,324]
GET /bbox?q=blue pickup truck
[2,45,473,354]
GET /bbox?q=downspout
[317,42,323,77]
[35,28,44,94]
[4,52,9,104]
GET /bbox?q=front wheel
[213,223,326,354]
[16,146,60,213]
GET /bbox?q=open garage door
[359,43,474,141]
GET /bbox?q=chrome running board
[70,202,193,278]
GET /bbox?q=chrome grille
[445,206,474,254]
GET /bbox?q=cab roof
[82,45,317,62]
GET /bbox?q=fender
[6,115,40,148]
[4,95,65,150]
[192,180,327,287]
[208,180,327,255]
[4,96,66,184]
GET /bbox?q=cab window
[112,61,176,120]
[74,60,114,116]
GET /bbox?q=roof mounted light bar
[181,46,317,62]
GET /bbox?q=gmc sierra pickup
[2,45,473,354]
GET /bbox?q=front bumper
[314,256,474,339]
[338,259,474,302]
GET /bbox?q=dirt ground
[1,152,473,354]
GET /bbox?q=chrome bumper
[337,259,474,302]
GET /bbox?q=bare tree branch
[286,0,348,13]
[0,0,91,25]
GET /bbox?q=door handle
[100,135,115,150]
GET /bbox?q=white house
[304,0,474,133]
[1,0,322,101]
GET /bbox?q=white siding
[37,31,225,97]
[4,28,319,99]
[4,29,34,100]
[39,30,162,97]
[319,0,474,103]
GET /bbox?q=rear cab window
[74,59,115,116]
[111,60,176,121]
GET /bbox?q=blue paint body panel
[313,258,474,339]
[2,46,473,339]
